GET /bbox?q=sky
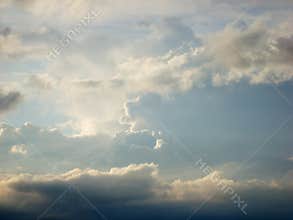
[0,0,293,219]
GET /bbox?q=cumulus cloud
[7,163,160,205]
[113,19,293,92]
[0,164,292,219]
[0,2,292,219]
[206,20,293,85]
[45,18,286,112]
[12,16,291,138]
[0,163,161,212]
[115,46,205,95]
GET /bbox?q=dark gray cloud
[0,27,11,36]
[0,165,292,220]
[10,164,161,204]
[0,90,22,114]
[275,35,293,64]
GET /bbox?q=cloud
[0,0,203,22]
[0,163,161,210]
[114,19,293,92]
[0,90,22,114]
[0,0,96,20]
[25,74,54,90]
[0,2,292,219]
[73,80,102,88]
[10,163,160,204]
[9,16,290,138]
[154,139,165,150]
[3,0,292,25]
[0,27,11,36]
[46,19,285,109]
[134,18,201,56]
[0,27,47,59]
[9,144,27,155]
[0,123,164,173]
[206,20,293,85]
[115,46,205,95]
[0,164,292,219]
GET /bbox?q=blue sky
[0,1,293,219]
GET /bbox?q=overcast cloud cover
[0,0,293,219]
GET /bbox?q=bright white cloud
[154,139,165,150]
[9,144,27,155]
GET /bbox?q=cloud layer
[0,163,292,219]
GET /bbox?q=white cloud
[7,14,291,137]
[154,139,165,150]
[115,47,206,95]
[114,19,293,92]
[206,20,293,85]
[9,144,27,155]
